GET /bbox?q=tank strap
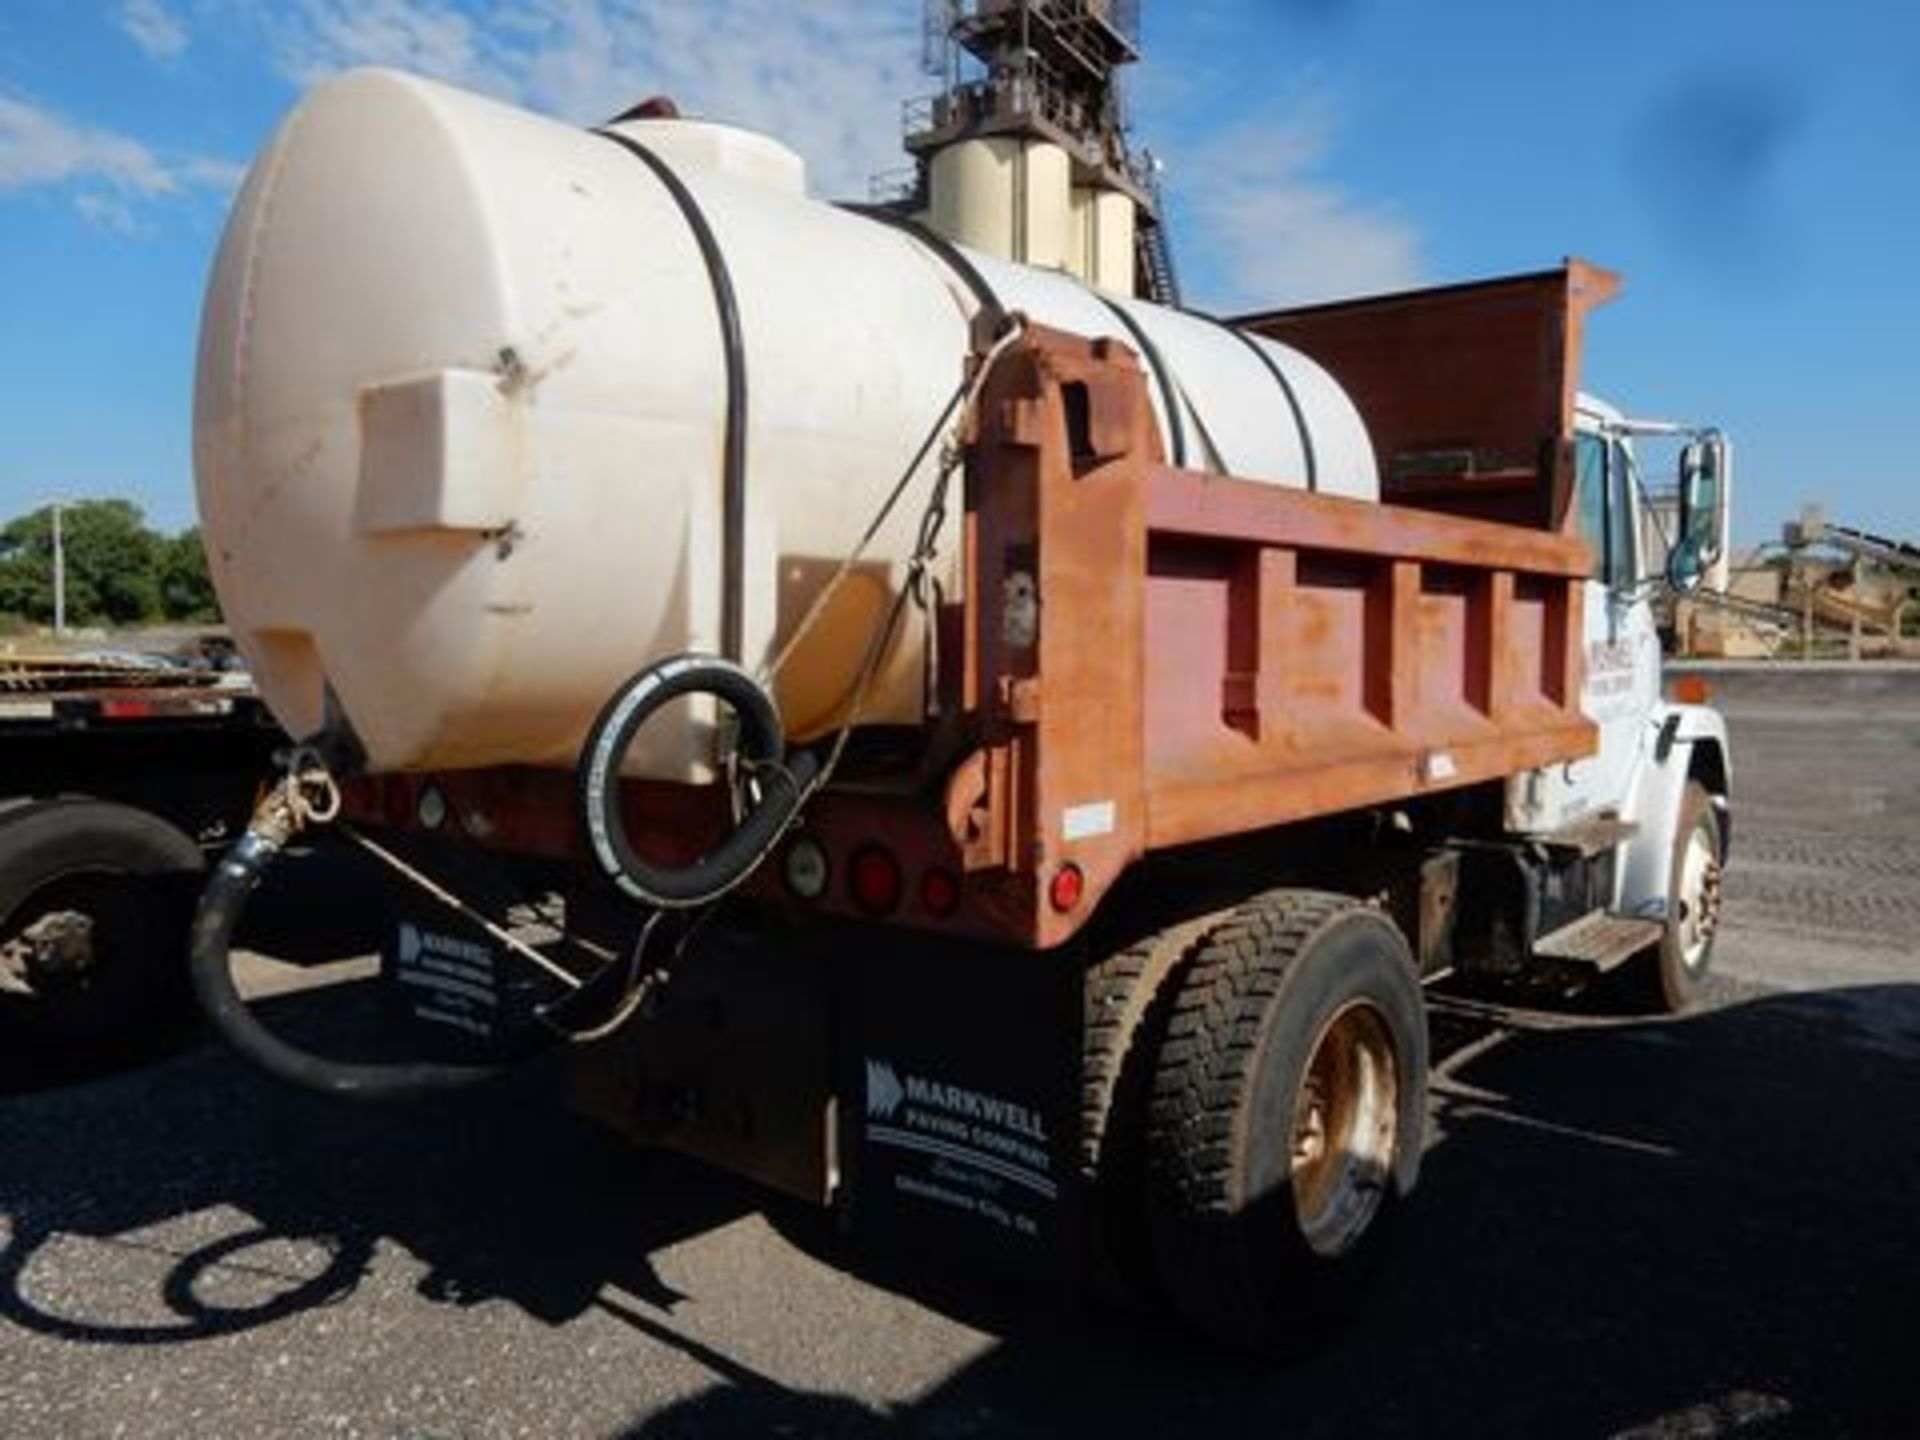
[1213,321,1321,493]
[841,207,1193,472]
[1090,294,1190,470]
[595,129,749,662]
[837,204,1009,339]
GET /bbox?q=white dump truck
[184,68,1732,1352]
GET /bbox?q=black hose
[836,203,1009,340]
[1091,293,1189,469]
[189,831,513,1101]
[1218,322,1319,492]
[577,654,819,908]
[595,129,750,662]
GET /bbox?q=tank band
[838,204,1009,338]
[1092,295,1189,470]
[1218,322,1320,493]
[596,128,749,662]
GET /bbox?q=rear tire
[0,799,204,1065]
[1144,890,1427,1354]
[1080,916,1216,1302]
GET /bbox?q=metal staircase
[1134,169,1180,305]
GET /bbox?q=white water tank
[195,70,1378,777]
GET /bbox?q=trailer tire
[0,798,204,1063]
[1144,890,1426,1354]
[1626,780,1723,1013]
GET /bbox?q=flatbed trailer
[0,667,283,1062]
[192,263,1732,1352]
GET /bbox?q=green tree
[157,526,220,622]
[0,500,161,626]
[0,536,56,620]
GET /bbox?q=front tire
[1628,779,1724,1013]
[1143,890,1427,1354]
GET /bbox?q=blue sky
[1,0,1916,545]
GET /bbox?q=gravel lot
[3,665,1917,1438]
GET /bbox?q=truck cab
[1503,394,1733,1004]
[1240,269,1733,1007]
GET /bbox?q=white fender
[1615,701,1732,917]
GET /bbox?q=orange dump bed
[945,307,1597,945]
[1237,259,1621,530]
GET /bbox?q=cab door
[1508,425,1662,832]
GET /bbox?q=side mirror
[1673,432,1729,592]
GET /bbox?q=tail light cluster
[779,836,1086,921]
[778,835,965,919]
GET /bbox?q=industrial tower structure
[895,0,1178,303]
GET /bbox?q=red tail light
[849,845,903,916]
[1048,862,1085,913]
[920,868,961,918]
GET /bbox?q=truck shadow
[0,981,756,1341]
[631,981,1919,1439]
[3,981,1917,1436]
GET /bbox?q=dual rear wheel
[1083,889,1428,1353]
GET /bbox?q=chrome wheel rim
[1676,821,1722,971]
[1290,1000,1399,1257]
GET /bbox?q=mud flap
[374,839,567,1062]
[833,934,1083,1273]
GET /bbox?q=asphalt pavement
[2,666,1917,1438]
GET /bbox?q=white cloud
[178,154,249,191]
[1169,101,1422,312]
[120,0,190,61]
[0,92,240,229]
[244,4,1419,282]
[256,0,926,198]
[73,189,147,236]
[0,94,175,194]
[271,0,508,94]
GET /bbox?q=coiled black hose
[577,654,819,908]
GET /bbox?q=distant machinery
[1775,509,1920,658]
[880,1,1178,302]
[1681,508,1920,659]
